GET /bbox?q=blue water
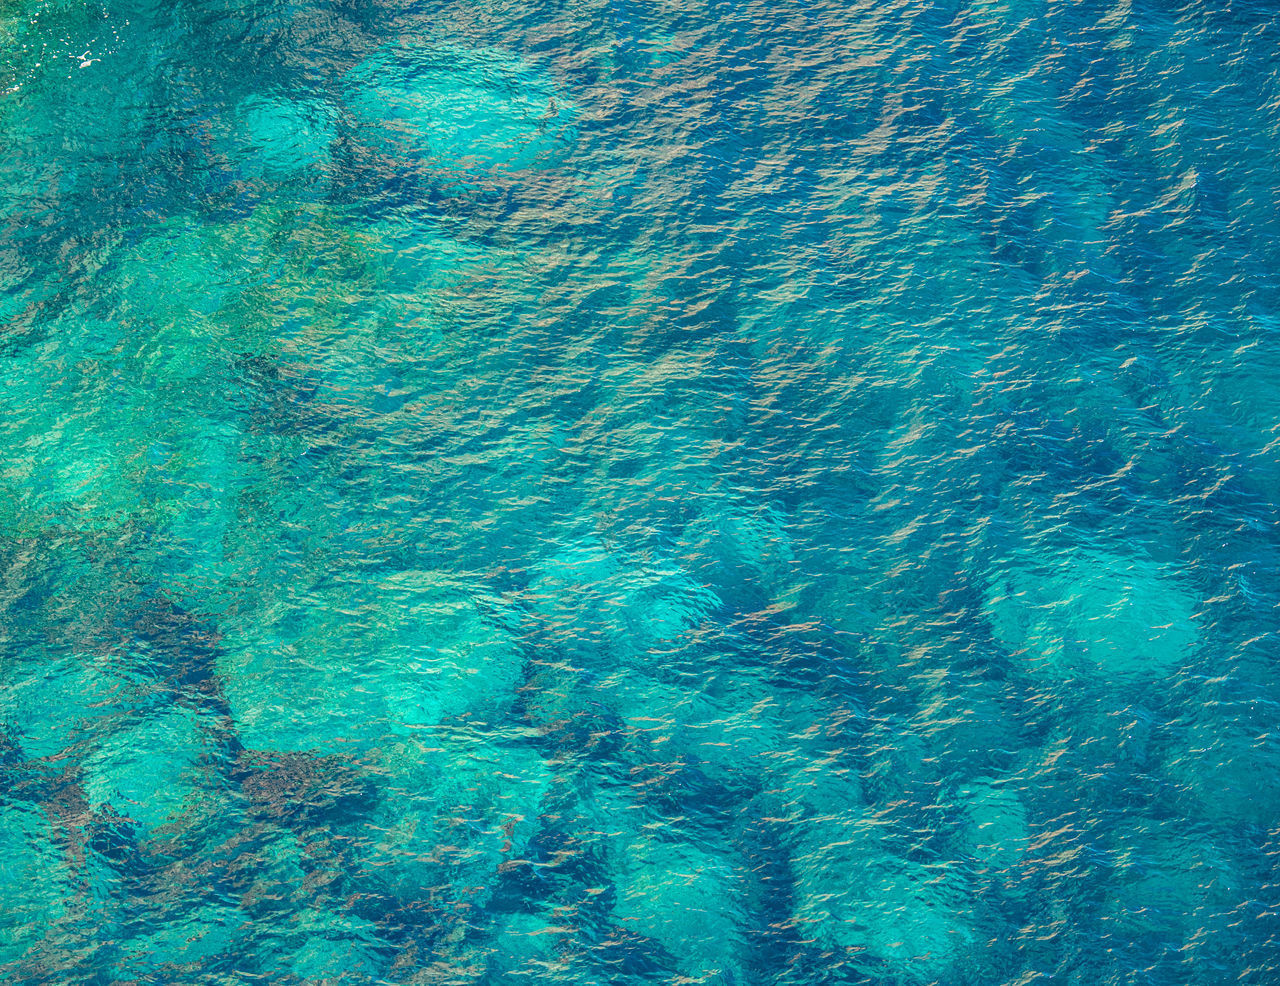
[2,0,1280,982]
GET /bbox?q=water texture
[2,0,1279,982]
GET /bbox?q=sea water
[1,0,1279,983]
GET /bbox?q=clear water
[2,0,1279,983]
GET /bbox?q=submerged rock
[115,903,247,979]
[679,501,795,597]
[81,705,224,837]
[958,777,1032,897]
[109,209,310,371]
[344,45,576,175]
[0,654,139,762]
[355,732,552,907]
[792,824,977,982]
[252,905,386,984]
[527,539,720,665]
[609,834,746,981]
[227,94,337,184]
[219,571,523,755]
[286,908,386,984]
[1162,699,1280,830]
[0,801,72,967]
[984,548,1200,680]
[487,910,575,981]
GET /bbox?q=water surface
[2,0,1280,983]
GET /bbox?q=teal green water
[3,0,1280,983]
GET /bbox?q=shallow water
[2,0,1280,983]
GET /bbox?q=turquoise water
[2,0,1280,982]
